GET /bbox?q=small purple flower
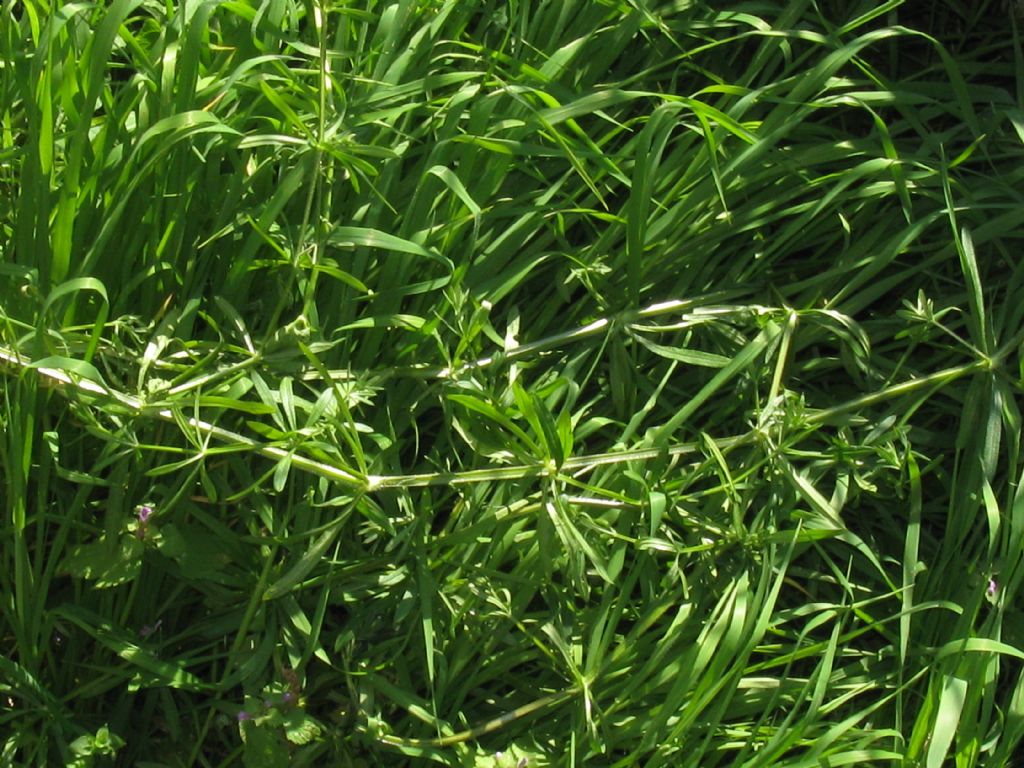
[135,505,154,540]
[988,578,998,597]
[236,710,252,722]
[281,691,295,705]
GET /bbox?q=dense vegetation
[2,1,1023,765]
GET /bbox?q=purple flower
[236,710,252,722]
[135,505,155,539]
[988,578,998,597]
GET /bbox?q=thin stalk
[378,687,580,749]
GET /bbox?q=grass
[1,0,1023,765]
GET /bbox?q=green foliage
[1,0,1024,765]
[67,725,125,768]
[237,682,324,767]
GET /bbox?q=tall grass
[1,0,1023,765]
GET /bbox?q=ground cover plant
[1,0,1024,765]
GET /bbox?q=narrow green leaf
[53,604,204,691]
[328,226,451,267]
[263,508,353,601]
[926,675,967,768]
[653,321,780,443]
